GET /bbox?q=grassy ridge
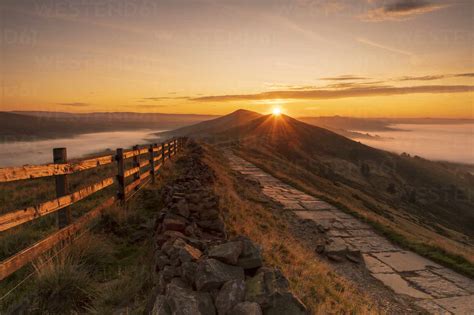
[237,148,474,279]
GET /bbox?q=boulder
[209,241,243,265]
[166,283,216,315]
[163,230,187,240]
[156,234,168,247]
[163,216,186,232]
[245,269,289,307]
[229,302,262,315]
[151,295,171,315]
[156,255,171,270]
[171,199,190,218]
[195,259,245,291]
[188,193,201,204]
[215,279,245,315]
[245,269,308,314]
[161,266,176,281]
[179,244,202,263]
[184,223,202,237]
[197,220,225,233]
[236,238,263,269]
[264,292,308,315]
[170,277,189,289]
[181,261,198,285]
[200,209,220,220]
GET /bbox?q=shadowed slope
[161,109,262,137]
[224,114,474,237]
[220,114,387,161]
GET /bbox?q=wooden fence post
[53,148,71,228]
[133,145,140,190]
[161,142,166,164]
[116,148,126,202]
[149,144,156,183]
[168,140,172,160]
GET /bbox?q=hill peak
[165,108,262,137]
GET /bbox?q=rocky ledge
[147,142,308,315]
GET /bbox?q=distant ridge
[0,111,217,142]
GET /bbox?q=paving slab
[293,210,340,221]
[337,218,371,230]
[434,295,474,315]
[346,229,376,237]
[325,237,349,252]
[279,201,305,210]
[372,273,431,299]
[327,229,351,237]
[300,200,336,210]
[363,254,394,274]
[345,236,399,253]
[414,299,451,315]
[406,270,469,298]
[332,211,355,220]
[373,251,443,272]
[430,268,474,294]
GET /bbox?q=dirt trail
[226,153,474,315]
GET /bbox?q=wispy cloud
[57,102,90,107]
[321,75,370,81]
[398,75,446,81]
[134,104,169,108]
[140,96,189,101]
[357,37,414,56]
[191,85,474,102]
[396,73,474,81]
[361,0,449,22]
[456,73,474,78]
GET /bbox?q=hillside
[0,112,217,142]
[174,111,474,272]
[160,109,262,137]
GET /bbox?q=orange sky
[1,0,473,118]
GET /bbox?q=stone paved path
[227,153,474,315]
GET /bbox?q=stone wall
[147,142,308,315]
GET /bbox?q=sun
[272,107,282,116]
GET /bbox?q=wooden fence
[0,137,185,281]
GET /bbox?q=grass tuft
[32,253,97,314]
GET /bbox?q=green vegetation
[370,221,474,278]
[239,150,474,279]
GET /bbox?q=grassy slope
[236,146,474,278]
[0,159,181,314]
[202,144,378,314]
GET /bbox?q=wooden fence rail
[0,137,185,281]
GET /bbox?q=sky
[1,0,473,117]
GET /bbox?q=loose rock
[195,259,245,291]
[209,241,243,265]
[166,283,216,315]
[229,302,262,315]
[215,279,245,315]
